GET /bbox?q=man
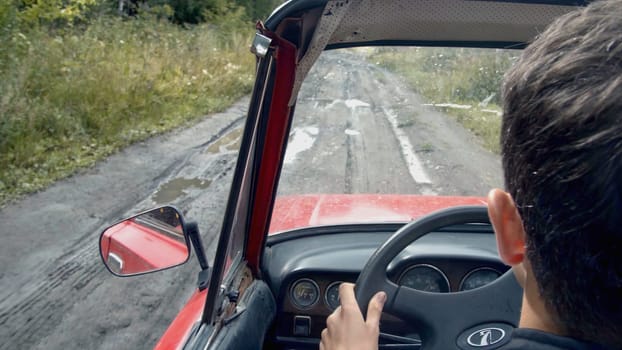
[320,0,622,349]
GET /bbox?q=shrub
[0,15,255,204]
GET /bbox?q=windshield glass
[271,47,518,233]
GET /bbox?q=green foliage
[16,0,100,27]
[160,0,210,23]
[202,0,247,33]
[0,0,16,31]
[235,0,279,20]
[0,15,255,204]
[0,0,17,67]
[0,0,279,204]
[2,0,281,31]
[160,0,280,25]
[374,47,515,106]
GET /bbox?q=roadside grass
[0,16,255,205]
[370,47,517,154]
[440,107,502,153]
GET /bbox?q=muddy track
[277,50,501,198]
[0,99,248,350]
[0,240,101,349]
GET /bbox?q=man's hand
[320,283,387,350]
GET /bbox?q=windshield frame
[197,0,586,336]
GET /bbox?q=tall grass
[371,47,519,153]
[0,16,255,204]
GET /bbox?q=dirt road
[0,98,247,350]
[278,50,501,197]
[0,50,501,349]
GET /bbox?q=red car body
[155,194,485,349]
[269,195,486,233]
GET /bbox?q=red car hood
[269,194,487,234]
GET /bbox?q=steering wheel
[355,206,522,350]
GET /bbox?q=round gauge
[290,279,320,309]
[325,281,342,310]
[398,264,450,293]
[460,268,502,291]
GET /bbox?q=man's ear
[487,189,526,266]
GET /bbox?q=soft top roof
[266,0,586,49]
[264,0,588,106]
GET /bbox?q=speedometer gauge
[290,279,320,309]
[325,281,342,310]
[398,264,450,293]
[460,268,501,291]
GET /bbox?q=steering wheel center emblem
[466,328,506,347]
[457,322,514,349]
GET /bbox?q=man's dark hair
[501,0,622,346]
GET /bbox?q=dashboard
[261,223,509,349]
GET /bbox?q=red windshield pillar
[246,32,297,273]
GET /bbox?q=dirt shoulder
[0,98,248,350]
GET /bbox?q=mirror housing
[99,206,190,276]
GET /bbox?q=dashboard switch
[293,316,311,337]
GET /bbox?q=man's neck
[518,274,563,336]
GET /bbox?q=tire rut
[0,240,101,350]
[0,118,245,350]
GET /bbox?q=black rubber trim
[275,335,422,349]
[267,223,404,246]
[472,0,588,5]
[202,51,275,324]
[326,41,527,50]
[265,0,327,30]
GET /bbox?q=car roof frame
[264,0,584,105]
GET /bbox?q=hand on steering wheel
[354,206,522,350]
[320,283,386,350]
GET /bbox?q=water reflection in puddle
[206,128,242,154]
[284,126,319,164]
[153,178,211,204]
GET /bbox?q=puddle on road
[319,98,371,111]
[344,99,370,109]
[284,126,319,164]
[205,128,242,154]
[308,98,333,109]
[153,178,211,204]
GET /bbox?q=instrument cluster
[289,278,344,311]
[397,264,503,293]
[288,264,506,312]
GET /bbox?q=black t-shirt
[501,328,607,350]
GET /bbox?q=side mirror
[99,206,190,276]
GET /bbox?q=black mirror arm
[185,221,211,290]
